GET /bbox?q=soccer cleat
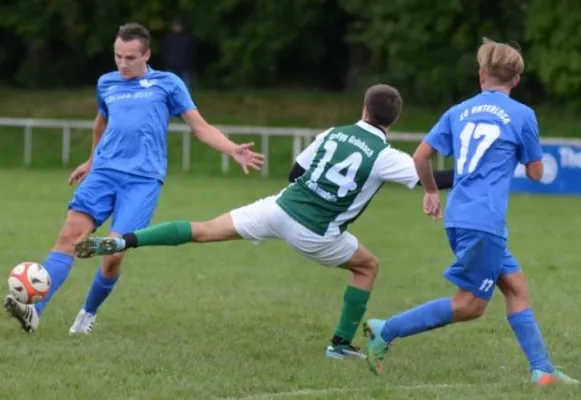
[75,236,126,258]
[532,369,580,386]
[325,343,366,360]
[363,319,391,375]
[69,309,97,335]
[4,295,40,333]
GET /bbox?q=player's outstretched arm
[181,109,264,174]
[287,158,454,189]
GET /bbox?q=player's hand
[68,161,91,185]
[423,191,442,220]
[232,143,265,174]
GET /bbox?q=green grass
[0,88,580,173]
[1,170,580,399]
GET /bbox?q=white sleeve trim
[372,147,419,189]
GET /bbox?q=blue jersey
[92,67,196,182]
[425,90,543,238]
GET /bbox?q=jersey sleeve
[424,109,453,157]
[168,74,197,116]
[517,113,543,165]
[372,147,419,189]
[295,128,332,169]
[96,80,108,118]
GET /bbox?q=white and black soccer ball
[7,262,51,304]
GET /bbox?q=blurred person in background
[163,19,197,90]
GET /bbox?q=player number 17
[456,122,501,175]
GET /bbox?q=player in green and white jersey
[73,84,453,359]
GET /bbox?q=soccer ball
[7,262,51,304]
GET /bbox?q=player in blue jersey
[4,23,264,334]
[363,38,578,385]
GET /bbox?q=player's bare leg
[325,243,378,360]
[498,271,578,385]
[5,210,94,332]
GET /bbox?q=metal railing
[2,117,580,177]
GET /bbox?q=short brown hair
[117,23,151,52]
[477,37,524,84]
[363,84,402,127]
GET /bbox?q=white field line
[218,382,507,400]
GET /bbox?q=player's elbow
[412,141,433,166]
[525,161,544,181]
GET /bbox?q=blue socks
[34,251,74,316]
[508,309,554,373]
[30,253,119,317]
[381,297,453,342]
[82,267,120,314]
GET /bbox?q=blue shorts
[68,169,161,233]
[443,228,521,300]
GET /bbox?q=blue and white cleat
[363,319,391,375]
[75,236,126,259]
[325,343,366,360]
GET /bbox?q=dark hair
[117,23,151,52]
[363,84,402,127]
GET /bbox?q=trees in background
[0,0,579,107]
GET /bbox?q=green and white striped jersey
[276,121,419,236]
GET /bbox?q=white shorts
[230,196,358,267]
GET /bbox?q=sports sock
[508,309,555,373]
[381,297,453,342]
[123,220,193,248]
[333,286,371,344]
[82,266,120,314]
[34,251,74,316]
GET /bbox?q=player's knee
[55,212,94,251]
[192,216,239,243]
[366,255,379,279]
[498,272,529,300]
[350,254,379,280]
[452,293,488,321]
[101,253,124,277]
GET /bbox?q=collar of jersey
[356,120,386,143]
[482,89,508,96]
[117,65,154,80]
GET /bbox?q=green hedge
[2,0,581,106]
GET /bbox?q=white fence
[2,117,581,177]
[0,117,434,177]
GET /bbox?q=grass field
[1,170,580,400]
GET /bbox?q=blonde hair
[477,37,524,84]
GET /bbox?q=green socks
[131,220,193,247]
[333,285,371,343]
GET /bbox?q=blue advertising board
[511,141,581,196]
